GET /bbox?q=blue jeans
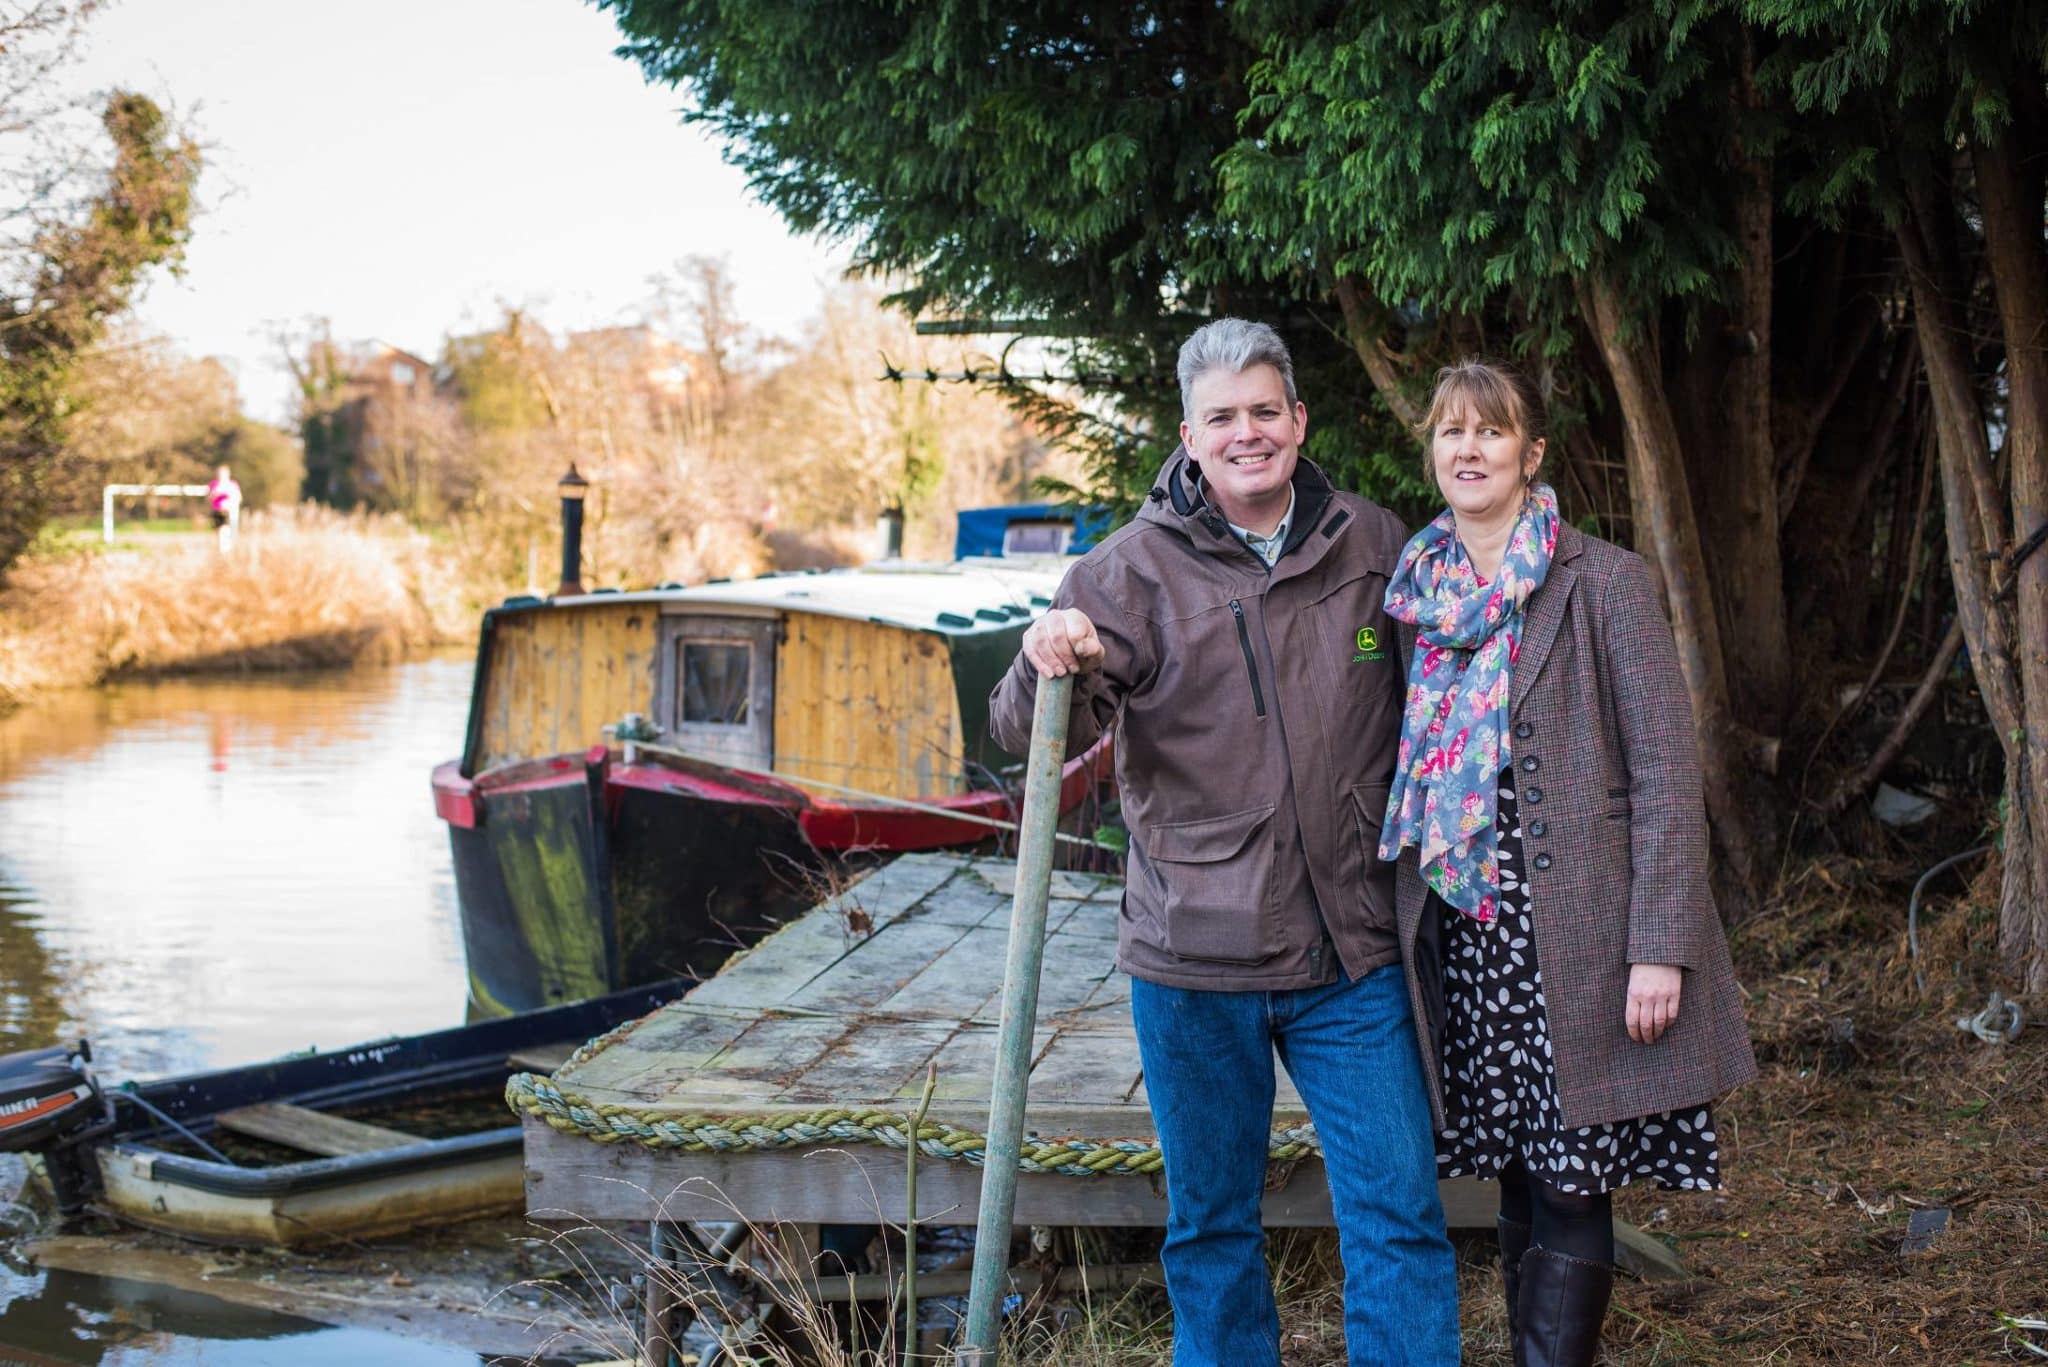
[1131,965,1460,1366]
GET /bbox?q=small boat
[432,494,1116,1018]
[0,981,685,1248]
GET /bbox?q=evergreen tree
[602,0,2048,962]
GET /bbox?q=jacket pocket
[1148,804,1279,964]
[1349,781,1393,850]
[1349,781,1397,926]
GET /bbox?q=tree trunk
[1712,32,1792,733]
[1333,276,1425,429]
[1584,270,1768,905]
[1973,115,2048,993]
[1897,189,2043,991]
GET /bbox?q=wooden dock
[518,851,1367,1228]
[515,851,1682,1277]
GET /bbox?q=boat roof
[498,556,1074,635]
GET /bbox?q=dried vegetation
[0,506,478,711]
[1287,851,2047,1366]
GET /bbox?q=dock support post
[641,1221,680,1367]
[961,673,1072,1364]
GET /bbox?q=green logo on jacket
[1353,626,1387,664]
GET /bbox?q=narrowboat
[432,501,1115,1018]
[0,981,685,1247]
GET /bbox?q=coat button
[1524,785,1543,804]
[1521,754,1540,773]
[1529,819,1548,838]
[1514,722,1533,739]
[1533,853,1553,871]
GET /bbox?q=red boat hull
[431,737,1115,1015]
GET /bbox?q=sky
[67,0,852,422]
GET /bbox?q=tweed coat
[1392,523,1759,1131]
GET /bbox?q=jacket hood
[1138,445,1338,555]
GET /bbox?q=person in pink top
[206,465,243,553]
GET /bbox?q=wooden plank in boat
[549,1007,758,1100]
[895,873,1009,928]
[1020,1027,1146,1112]
[872,924,1008,1020]
[784,916,979,1013]
[676,1015,849,1103]
[675,859,948,1012]
[1073,966,1132,1019]
[776,1020,961,1104]
[910,1021,1057,1109]
[965,858,1119,903]
[680,916,866,1012]
[522,1118,1345,1228]
[1031,922,1120,1017]
[213,1103,424,1157]
[844,851,971,922]
[506,1041,579,1074]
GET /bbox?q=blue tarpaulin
[953,503,1113,560]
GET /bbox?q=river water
[0,657,499,1363]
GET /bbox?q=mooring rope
[503,1070,1321,1177]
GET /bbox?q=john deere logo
[1353,625,1387,664]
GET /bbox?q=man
[990,319,1459,1365]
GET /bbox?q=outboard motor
[0,1041,111,1214]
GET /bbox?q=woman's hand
[1626,963,1683,1044]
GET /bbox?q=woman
[1378,359,1756,1367]
[206,464,242,554]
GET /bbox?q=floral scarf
[1378,484,1560,922]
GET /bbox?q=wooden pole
[640,1221,678,1367]
[961,674,1072,1363]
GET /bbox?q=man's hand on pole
[1022,607,1105,678]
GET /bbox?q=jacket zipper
[1229,600,1267,718]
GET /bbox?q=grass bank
[0,506,485,711]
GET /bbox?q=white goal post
[101,484,214,543]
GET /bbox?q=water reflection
[0,657,499,1362]
[0,657,474,1078]
[0,1261,486,1365]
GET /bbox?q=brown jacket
[1396,525,1760,1129]
[990,452,1411,991]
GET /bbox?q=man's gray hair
[1177,318,1298,421]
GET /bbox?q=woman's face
[1431,403,1543,523]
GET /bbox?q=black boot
[1515,1246,1613,1367]
[1497,1216,1532,1343]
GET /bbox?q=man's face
[1179,363,1306,524]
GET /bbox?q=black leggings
[1498,1162,1615,1264]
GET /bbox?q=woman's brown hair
[1413,359,1549,470]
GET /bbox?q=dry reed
[0,506,480,708]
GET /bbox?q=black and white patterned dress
[1433,770,1720,1194]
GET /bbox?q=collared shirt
[1227,486,1297,567]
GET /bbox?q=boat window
[680,641,751,725]
[1002,520,1071,555]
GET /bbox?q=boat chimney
[555,464,588,597]
[876,505,904,560]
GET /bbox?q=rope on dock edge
[503,1072,1322,1177]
